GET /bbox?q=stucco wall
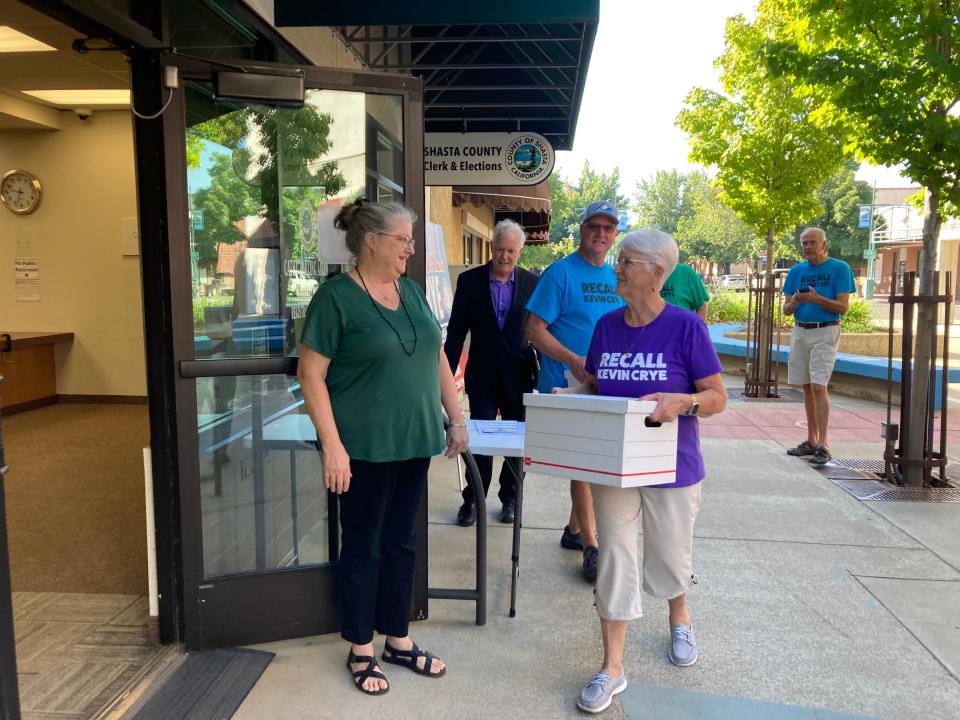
[429,186,463,264]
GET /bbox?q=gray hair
[799,226,826,244]
[334,199,417,258]
[490,218,526,248]
[620,228,679,281]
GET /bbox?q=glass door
[166,59,423,649]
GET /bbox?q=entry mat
[129,647,274,720]
[621,683,880,720]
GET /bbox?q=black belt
[796,320,839,329]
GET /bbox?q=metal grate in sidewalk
[866,488,960,502]
[827,458,886,474]
[827,478,893,499]
[826,477,960,502]
[818,466,880,481]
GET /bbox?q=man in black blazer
[444,219,539,526]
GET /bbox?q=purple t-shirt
[585,303,723,488]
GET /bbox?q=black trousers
[464,379,524,506]
[337,456,430,645]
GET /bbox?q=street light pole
[865,182,877,299]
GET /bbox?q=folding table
[466,419,526,617]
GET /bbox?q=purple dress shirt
[489,268,516,330]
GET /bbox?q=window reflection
[185,87,405,360]
[196,375,330,577]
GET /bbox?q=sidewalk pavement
[234,377,960,719]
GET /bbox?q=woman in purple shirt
[565,229,727,714]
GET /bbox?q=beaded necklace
[354,267,418,357]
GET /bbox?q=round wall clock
[1,170,42,215]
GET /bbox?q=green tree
[676,8,846,277]
[792,160,872,269]
[517,237,577,271]
[677,6,847,394]
[189,152,259,275]
[675,174,759,267]
[245,107,345,229]
[548,173,576,243]
[190,105,345,245]
[767,0,960,484]
[632,169,691,235]
[549,161,627,244]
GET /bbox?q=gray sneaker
[668,624,699,667]
[576,669,627,714]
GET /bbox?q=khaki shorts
[787,324,841,386]
[591,483,702,621]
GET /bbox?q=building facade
[0,6,598,709]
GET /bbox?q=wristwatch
[685,395,700,417]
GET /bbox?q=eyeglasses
[615,255,656,268]
[379,232,416,249]
[582,222,618,234]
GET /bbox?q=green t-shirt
[660,264,709,312]
[300,273,445,462]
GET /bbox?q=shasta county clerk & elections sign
[424,132,554,186]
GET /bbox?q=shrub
[706,290,750,324]
[706,290,878,333]
[841,298,876,333]
[192,297,205,328]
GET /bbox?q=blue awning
[274,1,599,150]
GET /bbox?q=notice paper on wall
[14,258,40,302]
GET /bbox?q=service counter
[0,332,74,414]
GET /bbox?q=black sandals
[347,649,390,695]
[381,640,446,678]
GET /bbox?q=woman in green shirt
[298,199,468,696]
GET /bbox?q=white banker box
[522,393,678,487]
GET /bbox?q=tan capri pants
[591,482,702,621]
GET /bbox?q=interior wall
[0,110,146,396]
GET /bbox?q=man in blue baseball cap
[525,199,624,582]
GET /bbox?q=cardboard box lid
[523,392,658,415]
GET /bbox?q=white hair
[490,218,526,248]
[620,228,679,280]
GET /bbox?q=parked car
[286,270,319,298]
[719,274,747,291]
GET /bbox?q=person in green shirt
[298,199,468,696]
[660,263,709,319]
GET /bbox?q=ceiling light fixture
[23,89,131,106]
[0,26,56,53]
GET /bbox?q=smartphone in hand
[798,287,811,293]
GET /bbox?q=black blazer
[443,263,539,400]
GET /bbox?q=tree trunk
[904,189,943,486]
[756,219,777,396]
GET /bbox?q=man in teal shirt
[660,263,709,319]
[782,227,856,466]
[526,199,624,583]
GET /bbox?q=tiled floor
[13,592,167,720]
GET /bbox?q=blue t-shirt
[526,252,623,392]
[585,304,723,488]
[782,257,856,323]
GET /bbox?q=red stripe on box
[525,459,675,478]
